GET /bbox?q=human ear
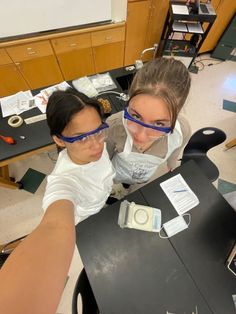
[53,135,66,148]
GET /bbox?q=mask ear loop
[158,213,191,239]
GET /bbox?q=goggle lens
[58,122,109,144]
[124,108,171,138]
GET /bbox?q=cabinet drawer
[91,27,125,47]
[0,48,12,65]
[51,33,92,54]
[6,41,54,62]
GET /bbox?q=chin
[90,151,103,161]
[133,138,146,145]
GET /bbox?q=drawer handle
[28,51,36,55]
[69,43,77,47]
[105,36,112,41]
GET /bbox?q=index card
[160,174,199,215]
[172,5,189,15]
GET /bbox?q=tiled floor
[0,55,236,313]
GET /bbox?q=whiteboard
[0,0,112,39]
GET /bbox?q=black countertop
[0,66,136,163]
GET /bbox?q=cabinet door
[144,0,169,61]
[53,48,95,80]
[6,41,63,90]
[0,48,12,65]
[0,64,29,97]
[92,27,125,73]
[15,56,63,90]
[51,33,95,80]
[93,41,125,73]
[199,0,236,53]
[124,0,151,65]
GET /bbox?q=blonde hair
[129,57,191,129]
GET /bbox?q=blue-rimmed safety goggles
[58,122,109,143]
[124,108,172,133]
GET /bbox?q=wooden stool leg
[225,138,236,150]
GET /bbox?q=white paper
[89,73,117,92]
[72,76,98,98]
[34,81,71,113]
[172,21,187,32]
[0,90,34,117]
[160,174,199,215]
[186,22,204,33]
[172,5,189,15]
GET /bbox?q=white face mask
[159,214,191,239]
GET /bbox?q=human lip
[91,150,103,158]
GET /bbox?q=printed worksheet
[160,174,199,215]
[0,91,34,117]
[34,81,71,113]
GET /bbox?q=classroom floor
[0,54,236,314]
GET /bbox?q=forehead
[129,94,171,120]
[64,106,101,134]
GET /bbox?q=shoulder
[106,111,123,129]
[106,111,127,141]
[51,150,75,175]
[177,115,191,145]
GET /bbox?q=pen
[174,189,187,193]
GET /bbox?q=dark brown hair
[129,57,191,129]
[46,88,103,136]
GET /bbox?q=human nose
[134,126,150,142]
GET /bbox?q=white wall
[111,0,127,22]
[0,0,127,39]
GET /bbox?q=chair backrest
[181,127,226,182]
[182,127,226,154]
[72,268,99,314]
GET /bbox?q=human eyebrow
[129,108,142,118]
[130,108,170,124]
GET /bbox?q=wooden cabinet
[125,0,170,65]
[0,23,125,96]
[52,25,125,80]
[144,0,169,60]
[51,33,95,81]
[199,0,236,53]
[6,41,63,89]
[124,0,151,65]
[0,48,29,97]
[91,26,125,73]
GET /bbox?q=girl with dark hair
[0,88,115,314]
[106,57,191,191]
[43,87,115,224]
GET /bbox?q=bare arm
[0,199,75,314]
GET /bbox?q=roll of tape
[8,115,23,128]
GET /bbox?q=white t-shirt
[42,144,115,224]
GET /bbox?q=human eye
[154,121,170,128]
[79,135,88,142]
[154,121,165,127]
[131,112,142,121]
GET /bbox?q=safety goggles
[124,107,172,134]
[58,122,109,144]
